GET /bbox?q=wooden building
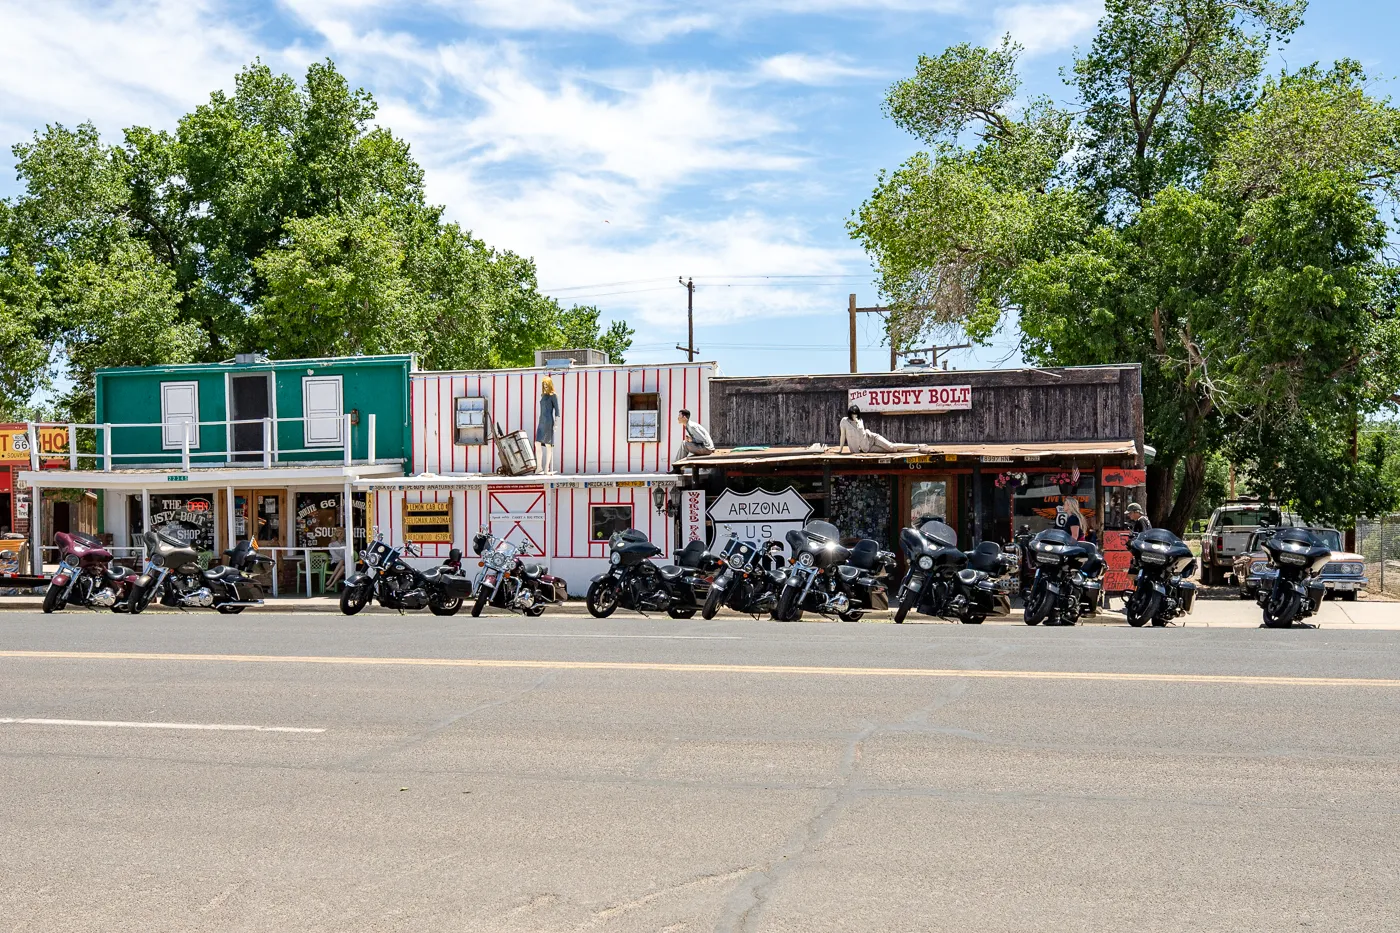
[683,365,1145,588]
[358,361,715,593]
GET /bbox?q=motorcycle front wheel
[701,585,725,620]
[667,607,696,619]
[340,582,371,616]
[1023,578,1052,626]
[586,579,619,618]
[960,613,985,625]
[1263,587,1300,628]
[775,585,802,622]
[470,587,492,618]
[1125,586,1160,628]
[216,605,245,615]
[893,580,918,624]
[127,581,155,615]
[42,583,67,614]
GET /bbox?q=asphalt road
[3,611,1399,932]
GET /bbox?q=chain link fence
[1356,515,1400,599]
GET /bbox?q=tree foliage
[0,60,631,419]
[852,0,1400,530]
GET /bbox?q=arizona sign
[848,385,972,414]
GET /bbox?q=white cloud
[757,52,886,85]
[992,0,1103,56]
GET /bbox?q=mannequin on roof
[837,404,918,454]
[535,376,559,473]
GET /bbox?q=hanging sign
[848,386,971,414]
[1103,468,1147,487]
[0,425,69,462]
[403,500,453,543]
[708,486,813,558]
[681,489,706,544]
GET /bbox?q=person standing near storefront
[1126,502,1151,534]
[676,409,714,459]
[838,405,917,454]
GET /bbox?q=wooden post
[848,294,858,374]
[26,423,39,471]
[226,485,236,552]
[67,423,77,470]
[262,418,272,469]
[28,480,41,574]
[103,424,112,472]
[343,414,353,466]
[972,461,983,545]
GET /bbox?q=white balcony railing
[24,413,379,472]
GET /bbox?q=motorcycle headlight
[799,552,815,567]
[917,555,933,570]
[727,554,747,570]
[610,552,621,565]
[1140,552,1168,564]
[1277,552,1307,566]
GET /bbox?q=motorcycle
[773,520,892,622]
[1257,527,1330,628]
[341,533,475,616]
[1013,524,1036,601]
[43,531,139,613]
[585,529,705,619]
[701,533,787,619]
[1022,528,1106,626]
[1123,528,1198,627]
[126,532,272,615]
[470,530,569,617]
[892,521,1015,625]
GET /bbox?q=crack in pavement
[577,867,757,930]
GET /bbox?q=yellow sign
[615,480,646,487]
[404,500,452,544]
[0,425,69,463]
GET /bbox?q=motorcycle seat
[420,567,443,581]
[105,565,133,582]
[658,565,685,581]
[848,539,881,570]
[676,540,708,569]
[957,568,983,586]
[967,542,1004,573]
[836,565,863,583]
[520,562,543,578]
[205,565,237,580]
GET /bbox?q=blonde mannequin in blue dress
[535,376,559,473]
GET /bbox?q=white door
[161,382,199,449]
[303,376,343,447]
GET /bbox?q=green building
[22,354,412,587]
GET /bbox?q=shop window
[294,492,369,548]
[627,393,659,442]
[303,376,344,447]
[1011,473,1097,538]
[909,480,949,526]
[160,381,199,449]
[591,504,633,541]
[454,397,488,445]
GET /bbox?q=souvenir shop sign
[149,495,216,551]
[404,501,453,544]
[708,486,812,556]
[848,386,971,414]
[0,425,68,462]
[1103,468,1147,487]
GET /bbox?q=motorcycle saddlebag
[439,572,475,598]
[1177,579,1198,615]
[1305,579,1327,611]
[863,582,889,611]
[233,579,266,602]
[1078,580,1102,617]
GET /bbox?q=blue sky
[0,1,1393,376]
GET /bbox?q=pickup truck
[1199,502,1297,586]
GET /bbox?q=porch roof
[673,439,1139,469]
[353,472,681,489]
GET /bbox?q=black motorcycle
[586,530,705,619]
[470,530,569,617]
[774,521,892,622]
[340,533,474,616]
[1257,527,1330,628]
[1123,528,1198,627]
[127,531,271,615]
[1013,524,1035,601]
[893,521,1015,625]
[1023,528,1106,626]
[701,533,787,619]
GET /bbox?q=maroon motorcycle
[44,531,139,613]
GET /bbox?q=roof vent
[534,347,610,368]
[234,352,269,365]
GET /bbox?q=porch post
[226,485,236,552]
[367,413,376,463]
[103,424,112,472]
[26,423,39,471]
[342,479,353,559]
[262,419,271,469]
[343,414,353,466]
[28,480,41,574]
[67,423,78,470]
[141,487,151,557]
[972,461,983,545]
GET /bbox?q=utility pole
[847,295,956,371]
[848,294,858,373]
[677,277,696,361]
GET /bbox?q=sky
[0,0,1394,376]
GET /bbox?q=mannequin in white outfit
[837,404,918,454]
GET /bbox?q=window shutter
[161,382,200,449]
[303,377,343,447]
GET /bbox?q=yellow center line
[1,650,1397,688]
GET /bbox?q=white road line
[484,633,742,640]
[0,717,324,733]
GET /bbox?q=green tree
[0,59,631,419]
[852,1,1400,532]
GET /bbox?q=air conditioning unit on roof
[534,347,610,368]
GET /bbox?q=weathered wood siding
[709,366,1143,449]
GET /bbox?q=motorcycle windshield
[804,521,841,544]
[918,521,958,549]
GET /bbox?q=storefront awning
[674,440,1139,468]
[18,463,404,490]
[353,472,681,489]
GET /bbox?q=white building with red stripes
[356,361,716,592]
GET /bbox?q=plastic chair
[308,551,332,594]
[198,550,216,569]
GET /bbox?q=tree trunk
[1146,458,1176,528]
[1164,452,1207,537]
